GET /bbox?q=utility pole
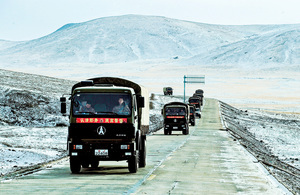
[183,75,205,102]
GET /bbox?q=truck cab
[60,77,149,174]
[161,102,189,135]
[188,96,201,118]
[163,87,173,95]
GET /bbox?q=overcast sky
[1,0,300,41]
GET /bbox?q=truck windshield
[189,99,199,103]
[72,93,131,116]
[165,107,186,116]
[190,107,194,113]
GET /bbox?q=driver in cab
[112,97,130,115]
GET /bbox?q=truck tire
[82,161,89,168]
[91,160,99,168]
[128,155,138,173]
[183,125,189,135]
[164,128,168,135]
[70,157,81,174]
[139,138,146,167]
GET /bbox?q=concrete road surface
[0,99,288,194]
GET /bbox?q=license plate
[95,149,108,156]
[173,126,178,129]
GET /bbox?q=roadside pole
[183,75,205,102]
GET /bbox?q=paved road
[0,99,286,194]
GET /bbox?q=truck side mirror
[60,97,67,114]
[138,96,145,108]
[161,109,163,115]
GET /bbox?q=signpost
[183,75,205,102]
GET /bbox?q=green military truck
[163,87,173,95]
[60,77,149,174]
[161,102,189,135]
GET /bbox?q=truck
[161,102,189,135]
[188,96,201,118]
[60,77,149,174]
[188,104,196,126]
[163,87,173,95]
[193,89,204,105]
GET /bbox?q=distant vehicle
[163,87,173,95]
[188,96,201,118]
[188,104,196,126]
[195,89,204,95]
[60,77,149,174]
[193,89,204,105]
[161,102,189,135]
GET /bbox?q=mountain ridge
[0,15,299,67]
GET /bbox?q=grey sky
[0,0,299,41]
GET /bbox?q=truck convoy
[161,102,189,135]
[163,87,173,95]
[188,96,201,118]
[193,89,204,106]
[60,77,149,174]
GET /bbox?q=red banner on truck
[76,118,127,123]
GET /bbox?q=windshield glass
[196,90,203,94]
[165,107,186,116]
[72,93,131,116]
[190,107,194,113]
[189,99,199,103]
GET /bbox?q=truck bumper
[164,123,187,131]
[69,141,136,161]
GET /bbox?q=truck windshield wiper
[77,112,96,115]
[95,111,119,115]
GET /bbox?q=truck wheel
[82,161,89,168]
[183,125,189,135]
[139,139,146,167]
[91,160,99,168]
[169,130,172,135]
[128,155,138,173]
[70,157,81,174]
[164,129,168,135]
